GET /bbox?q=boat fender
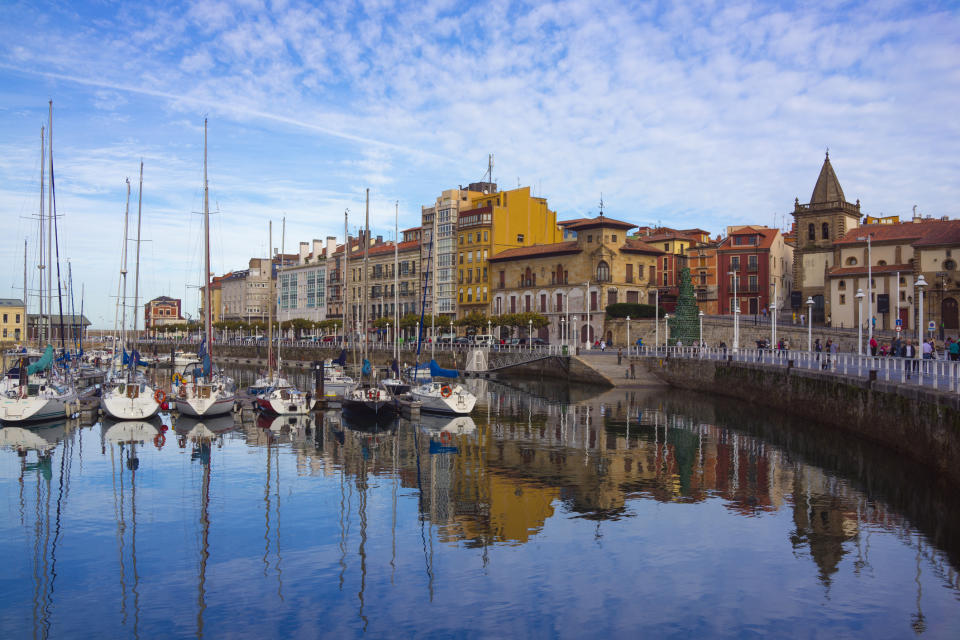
[440,385,452,398]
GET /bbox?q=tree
[455,311,488,331]
[667,267,701,345]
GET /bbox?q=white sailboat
[173,119,236,418]
[1,104,77,423]
[408,200,476,415]
[256,219,312,415]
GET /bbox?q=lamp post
[655,288,660,348]
[387,322,391,348]
[585,281,591,349]
[449,320,453,348]
[856,288,865,355]
[770,301,777,350]
[806,296,814,352]
[698,310,704,347]
[626,315,631,354]
[728,270,739,351]
[573,315,578,352]
[528,319,533,350]
[664,313,670,346]
[916,275,928,348]
[560,317,565,349]
[858,233,873,345]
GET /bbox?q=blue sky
[1,0,958,328]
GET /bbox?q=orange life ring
[153,433,166,448]
[154,389,166,404]
[440,431,452,443]
[440,385,452,398]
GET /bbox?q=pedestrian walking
[949,338,959,362]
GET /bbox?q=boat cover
[27,345,54,375]
[429,359,458,379]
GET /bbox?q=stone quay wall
[641,355,960,486]
[491,355,614,387]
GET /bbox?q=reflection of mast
[413,427,435,601]
[197,442,210,638]
[260,436,284,600]
[357,472,368,630]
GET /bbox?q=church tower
[791,153,861,321]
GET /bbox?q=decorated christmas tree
[668,267,701,345]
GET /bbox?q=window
[663,273,668,286]
[748,275,757,291]
[467,234,472,244]
[808,224,815,240]
[557,293,563,310]
[840,294,846,304]
[700,274,706,285]
[510,296,516,313]
[945,259,956,270]
[838,280,846,290]
[664,244,669,252]
[459,288,464,302]
[483,231,488,242]
[517,234,525,243]
[626,264,633,283]
[730,256,740,271]
[587,235,593,243]
[475,232,481,242]
[15,314,20,323]
[845,256,857,266]
[596,260,611,282]
[748,255,758,270]
[525,295,531,312]
[637,265,644,279]
[878,260,887,266]
[2,313,6,323]
[590,291,597,311]
[459,254,464,264]
[822,222,829,239]
[540,294,546,312]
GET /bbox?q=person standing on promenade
[949,338,959,362]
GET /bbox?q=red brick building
[145,296,183,331]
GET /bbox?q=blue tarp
[361,358,372,376]
[197,339,212,378]
[429,359,458,379]
[27,345,54,375]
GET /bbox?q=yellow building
[457,186,564,317]
[0,298,27,344]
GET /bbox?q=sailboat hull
[0,396,72,423]
[100,384,160,420]
[174,395,235,417]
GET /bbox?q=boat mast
[203,119,212,349]
[279,216,285,376]
[394,200,399,366]
[343,210,348,348]
[267,221,273,378]
[120,179,131,379]
[38,125,44,347]
[431,203,437,362]
[23,238,27,344]
[47,101,53,347]
[133,160,143,346]
[363,188,370,369]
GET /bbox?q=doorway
[942,297,959,330]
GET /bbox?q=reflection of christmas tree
[668,267,700,345]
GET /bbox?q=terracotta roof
[833,219,960,246]
[562,216,636,231]
[366,239,420,256]
[827,263,912,277]
[489,241,581,262]
[558,218,590,227]
[620,238,666,254]
[638,230,696,242]
[810,152,847,204]
[717,226,779,251]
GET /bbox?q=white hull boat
[173,377,236,417]
[100,381,161,420]
[256,386,313,415]
[410,381,476,415]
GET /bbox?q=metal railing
[630,345,960,393]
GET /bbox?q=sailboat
[100,167,160,420]
[256,219,313,415]
[341,190,398,420]
[173,120,237,417]
[1,103,77,423]
[407,200,476,415]
[380,201,410,397]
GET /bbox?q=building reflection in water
[4,378,960,636]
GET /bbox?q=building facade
[277,238,336,324]
[457,186,565,317]
[145,296,183,331]
[0,298,26,343]
[489,215,663,344]
[827,217,960,333]
[717,226,793,316]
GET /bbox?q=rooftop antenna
[599,194,604,217]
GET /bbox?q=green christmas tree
[668,267,701,345]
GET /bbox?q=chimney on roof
[299,241,309,263]
[376,235,383,244]
[312,239,322,259]
[913,205,922,224]
[326,236,336,259]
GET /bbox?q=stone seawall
[494,355,614,387]
[143,343,459,369]
[642,356,960,486]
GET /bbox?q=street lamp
[664,313,671,346]
[698,310,704,347]
[560,317,566,349]
[728,270,739,351]
[573,316,579,351]
[387,322,391,348]
[654,288,660,348]
[626,315,631,353]
[806,296,814,352]
[770,301,777,351]
[449,320,453,348]
[916,275,928,348]
[858,233,873,344]
[856,288,865,355]
[528,319,533,350]
[487,319,491,340]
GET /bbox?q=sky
[1,0,958,329]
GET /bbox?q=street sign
[895,326,902,333]
[928,320,936,332]
[895,318,902,327]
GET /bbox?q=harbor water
[2,376,959,638]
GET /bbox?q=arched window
[597,260,610,282]
[877,260,887,266]
[822,222,830,239]
[845,256,858,266]
[808,224,815,240]
[838,280,846,290]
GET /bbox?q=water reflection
[2,379,960,637]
